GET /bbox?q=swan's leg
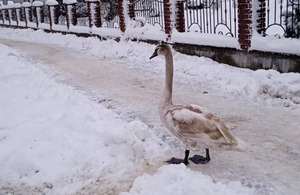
[167,150,189,165]
[189,148,211,164]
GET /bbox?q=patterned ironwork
[265,0,300,38]
[133,0,165,31]
[184,0,237,37]
[101,0,120,28]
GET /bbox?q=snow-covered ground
[0,27,300,194]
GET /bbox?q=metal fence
[264,0,300,38]
[183,0,237,37]
[101,1,120,28]
[133,0,165,31]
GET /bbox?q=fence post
[46,0,58,30]
[22,7,27,27]
[33,6,38,27]
[237,0,252,51]
[256,0,266,35]
[71,3,77,26]
[175,0,185,32]
[47,5,52,30]
[22,2,31,28]
[86,0,101,29]
[94,1,101,27]
[15,4,22,27]
[87,1,92,28]
[13,8,17,26]
[118,0,126,33]
[128,0,135,20]
[32,1,43,28]
[64,3,70,29]
[163,0,172,38]
[7,7,12,26]
[0,8,3,24]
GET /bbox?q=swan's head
[149,44,171,59]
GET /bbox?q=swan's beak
[149,49,158,59]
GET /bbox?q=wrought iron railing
[101,0,120,28]
[264,0,300,38]
[184,0,237,37]
[133,0,165,31]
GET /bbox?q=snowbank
[124,18,167,41]
[251,31,300,56]
[0,43,165,194]
[121,164,253,195]
[172,30,240,49]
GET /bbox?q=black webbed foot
[166,157,189,165]
[189,155,210,164]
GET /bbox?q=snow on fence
[0,0,299,55]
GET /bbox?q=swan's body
[150,44,247,165]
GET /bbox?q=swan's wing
[169,104,237,144]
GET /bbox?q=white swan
[150,44,248,165]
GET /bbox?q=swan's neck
[160,52,173,106]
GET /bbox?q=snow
[63,0,77,4]
[13,3,21,8]
[0,36,253,195]
[92,26,122,38]
[0,43,164,194]
[32,1,44,7]
[22,2,32,7]
[45,0,59,6]
[0,27,300,194]
[124,18,167,41]
[121,164,254,195]
[250,31,300,56]
[172,30,240,49]
[0,28,299,109]
[6,4,14,9]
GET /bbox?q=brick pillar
[13,8,18,26]
[39,6,44,23]
[87,2,92,28]
[8,9,12,25]
[16,7,22,26]
[163,0,172,37]
[54,6,59,25]
[128,0,135,20]
[1,9,6,24]
[23,7,28,27]
[175,0,185,32]
[238,0,252,51]
[64,4,70,29]
[29,7,33,22]
[48,6,52,30]
[256,0,266,35]
[118,0,126,33]
[33,6,38,27]
[71,4,77,26]
[94,1,101,27]
[33,5,44,28]
[0,10,2,24]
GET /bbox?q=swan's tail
[220,138,249,152]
